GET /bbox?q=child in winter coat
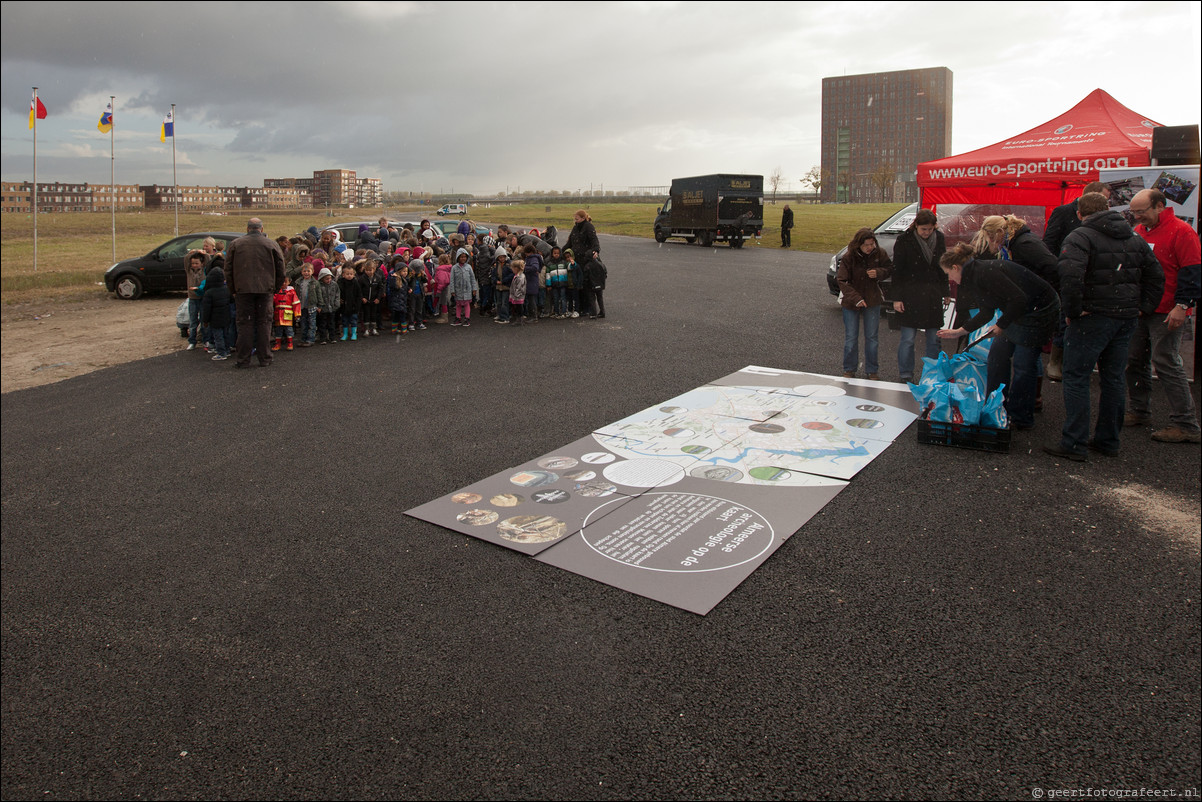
[509,259,528,328]
[433,253,454,323]
[388,261,410,334]
[522,245,543,323]
[545,247,569,318]
[449,250,479,327]
[586,255,608,319]
[272,275,302,351]
[313,266,341,344]
[565,249,583,318]
[493,252,512,324]
[337,264,363,341]
[360,258,387,336]
[293,262,320,346]
[407,257,427,331]
[200,266,233,360]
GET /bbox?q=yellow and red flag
[29,92,47,129]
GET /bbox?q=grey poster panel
[534,478,847,615]
[405,436,641,556]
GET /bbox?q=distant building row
[1,169,381,214]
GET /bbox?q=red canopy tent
[917,89,1162,218]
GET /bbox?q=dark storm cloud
[2,1,1199,192]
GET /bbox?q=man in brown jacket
[226,218,285,368]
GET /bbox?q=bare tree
[800,166,826,200]
[768,167,783,205]
[869,164,895,203]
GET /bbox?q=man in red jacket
[226,218,286,369]
[1126,189,1201,443]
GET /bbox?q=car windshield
[159,236,213,260]
[879,206,917,234]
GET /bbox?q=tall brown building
[821,67,953,203]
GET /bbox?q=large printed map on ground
[407,366,919,614]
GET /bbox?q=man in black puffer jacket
[1044,192,1164,462]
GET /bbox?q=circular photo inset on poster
[564,469,596,482]
[497,515,568,544]
[452,492,483,505]
[581,452,617,465]
[748,466,793,482]
[533,488,571,504]
[794,384,847,397]
[856,404,886,413]
[575,481,618,498]
[681,445,712,456]
[689,465,744,482]
[847,418,885,429]
[509,470,559,488]
[802,421,835,431]
[659,405,686,414]
[457,509,499,526]
[749,423,786,434]
[490,493,525,508]
[663,427,695,438]
[604,459,685,488]
[537,456,578,471]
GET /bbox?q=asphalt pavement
[2,232,1199,800]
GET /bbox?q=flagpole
[172,103,178,236]
[32,87,38,273]
[110,95,116,263]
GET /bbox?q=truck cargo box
[654,174,764,248]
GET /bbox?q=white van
[437,203,467,216]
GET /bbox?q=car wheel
[654,229,667,243]
[698,231,713,248]
[114,274,143,300]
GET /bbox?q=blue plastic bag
[980,385,1009,430]
[950,352,988,399]
[965,339,991,365]
[919,352,955,386]
[928,382,981,426]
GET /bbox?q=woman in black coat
[937,243,1059,429]
[890,208,947,381]
[567,210,600,317]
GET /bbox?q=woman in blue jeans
[936,243,1059,429]
[836,228,892,379]
[891,209,948,381]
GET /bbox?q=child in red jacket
[272,275,302,351]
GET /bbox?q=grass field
[0,202,906,304]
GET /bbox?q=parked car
[826,203,918,300]
[429,220,494,241]
[319,220,397,247]
[105,231,241,300]
[437,203,467,216]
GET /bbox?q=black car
[105,231,241,300]
[826,203,918,300]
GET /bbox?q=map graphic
[407,367,919,614]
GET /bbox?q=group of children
[189,222,610,359]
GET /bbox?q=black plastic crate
[917,413,1011,453]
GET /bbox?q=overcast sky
[2,1,1200,195]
